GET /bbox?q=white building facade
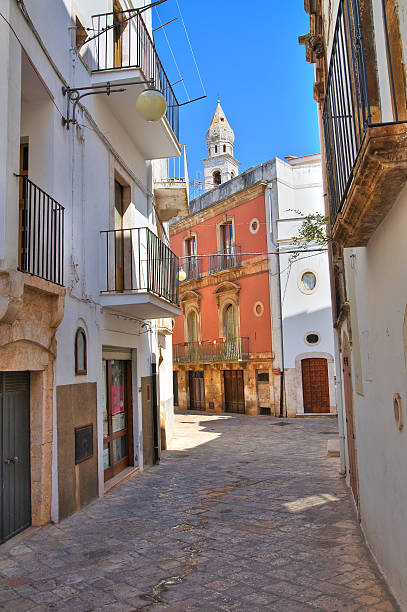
[268,155,336,417]
[302,0,407,606]
[0,0,186,538]
[202,101,240,191]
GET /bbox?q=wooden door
[0,372,31,543]
[141,376,154,466]
[113,0,126,68]
[301,358,330,413]
[189,371,205,410]
[224,370,245,413]
[342,334,359,510]
[103,360,133,481]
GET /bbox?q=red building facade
[170,179,278,415]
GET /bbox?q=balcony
[173,337,250,364]
[100,227,180,319]
[153,145,189,221]
[209,246,242,274]
[179,256,203,282]
[323,0,407,247]
[88,8,180,160]
[16,175,64,286]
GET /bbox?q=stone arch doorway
[342,332,359,510]
[301,357,330,413]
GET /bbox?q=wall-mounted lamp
[178,267,187,282]
[136,86,167,122]
[62,80,167,128]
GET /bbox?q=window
[301,271,317,292]
[187,310,199,342]
[231,172,235,179]
[256,371,269,382]
[75,17,88,47]
[75,328,87,375]
[223,145,226,152]
[223,304,236,340]
[213,171,221,186]
[185,236,196,257]
[250,218,260,234]
[254,301,264,317]
[220,117,224,122]
[305,332,320,345]
[221,222,233,251]
[215,145,218,153]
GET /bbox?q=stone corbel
[0,270,24,324]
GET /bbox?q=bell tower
[202,100,240,191]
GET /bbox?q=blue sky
[153,1,319,190]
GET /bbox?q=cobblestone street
[0,413,399,611]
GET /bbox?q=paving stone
[0,413,399,611]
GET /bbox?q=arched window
[231,171,235,179]
[223,144,226,152]
[223,304,236,340]
[213,171,221,186]
[187,310,199,342]
[75,328,87,375]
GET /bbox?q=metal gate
[224,370,245,413]
[0,372,31,543]
[188,371,205,410]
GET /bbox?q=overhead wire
[174,0,206,97]
[155,6,190,101]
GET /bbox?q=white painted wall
[0,0,178,519]
[273,156,336,416]
[338,185,407,606]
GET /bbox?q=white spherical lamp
[136,87,167,122]
[178,267,187,282]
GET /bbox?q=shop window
[75,328,87,375]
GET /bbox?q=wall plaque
[75,424,93,464]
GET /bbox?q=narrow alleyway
[0,414,398,612]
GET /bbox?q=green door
[0,372,31,543]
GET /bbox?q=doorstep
[295,413,338,418]
[104,466,139,494]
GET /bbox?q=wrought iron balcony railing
[323,0,406,224]
[100,227,179,306]
[180,256,202,281]
[91,8,179,139]
[209,246,242,274]
[173,337,249,364]
[16,175,64,285]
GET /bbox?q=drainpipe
[334,329,346,475]
[277,249,286,418]
[151,359,160,465]
[266,181,285,418]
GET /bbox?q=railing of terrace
[91,8,179,139]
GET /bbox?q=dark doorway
[301,358,330,413]
[224,370,245,413]
[0,371,31,543]
[188,371,205,410]
[103,360,133,481]
[173,371,179,406]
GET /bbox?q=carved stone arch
[214,281,241,339]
